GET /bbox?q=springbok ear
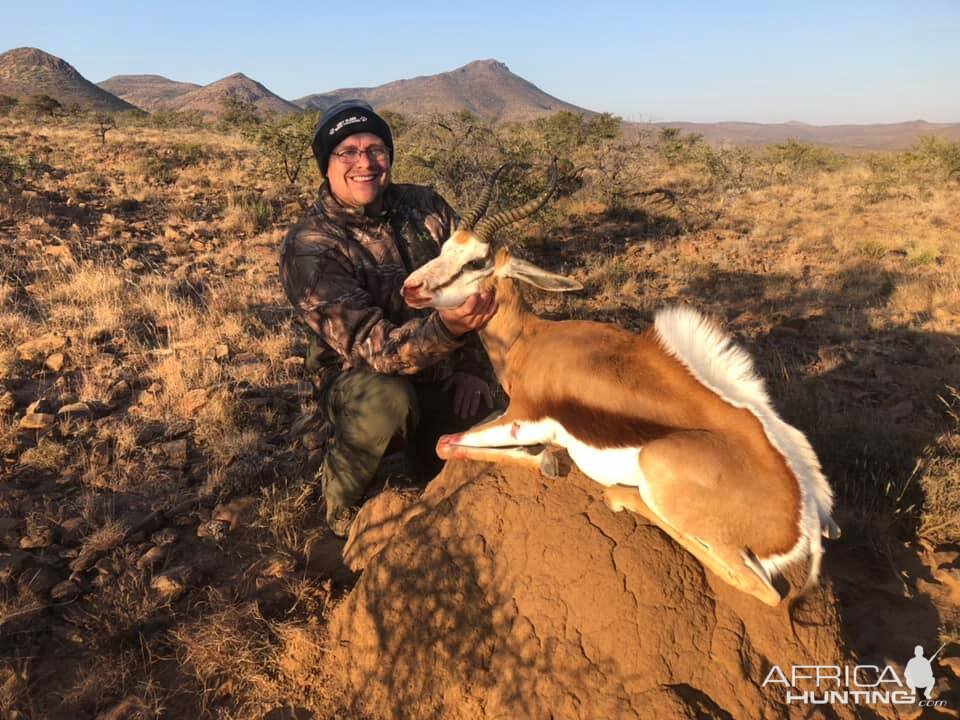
[502,257,583,292]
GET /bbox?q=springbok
[401,164,840,606]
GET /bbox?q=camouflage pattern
[280,182,489,392]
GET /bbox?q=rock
[212,496,258,531]
[58,517,87,544]
[106,380,132,405]
[19,413,55,431]
[326,462,857,720]
[50,579,80,602]
[179,388,208,415]
[213,344,230,360]
[15,333,66,363]
[160,439,189,469]
[135,421,166,445]
[150,565,194,599]
[57,402,93,421]
[94,696,149,720]
[136,545,167,570]
[44,352,65,372]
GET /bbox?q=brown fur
[479,272,802,558]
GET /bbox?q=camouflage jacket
[280,182,489,392]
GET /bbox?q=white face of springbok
[401,162,582,309]
[402,231,582,309]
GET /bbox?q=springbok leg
[603,485,782,607]
[437,415,564,478]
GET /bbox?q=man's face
[326,132,391,210]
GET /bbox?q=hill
[0,47,134,112]
[646,119,960,151]
[296,59,594,122]
[168,72,300,116]
[98,74,200,112]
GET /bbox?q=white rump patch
[653,306,834,580]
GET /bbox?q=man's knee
[329,370,418,440]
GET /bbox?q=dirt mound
[326,460,858,720]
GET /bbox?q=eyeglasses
[331,146,389,164]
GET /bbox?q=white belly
[550,422,644,489]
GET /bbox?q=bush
[245,111,320,184]
[0,95,17,117]
[23,94,62,117]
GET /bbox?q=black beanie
[311,100,394,176]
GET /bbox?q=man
[280,100,497,537]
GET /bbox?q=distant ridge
[168,72,300,116]
[646,119,960,150]
[0,47,134,112]
[98,74,200,112]
[296,59,595,122]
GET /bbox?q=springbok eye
[464,258,488,271]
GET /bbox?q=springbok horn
[457,164,510,231]
[473,159,559,243]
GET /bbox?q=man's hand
[438,291,497,337]
[442,372,494,419]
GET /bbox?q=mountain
[646,119,960,151]
[0,47,134,111]
[295,59,594,122]
[168,72,300,116]
[98,74,200,112]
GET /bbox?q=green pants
[320,368,487,517]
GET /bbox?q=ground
[0,115,958,718]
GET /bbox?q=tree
[219,93,260,129]
[248,111,320,184]
[24,94,62,117]
[0,95,17,117]
[94,113,117,146]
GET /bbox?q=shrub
[0,95,17,117]
[245,111,320,184]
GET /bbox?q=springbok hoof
[539,449,562,479]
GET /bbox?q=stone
[19,413,55,430]
[15,333,66,363]
[179,388,208,415]
[44,352,65,372]
[212,496,258,531]
[57,402,93,421]
[106,380,132,405]
[50,579,80,602]
[136,545,167,570]
[58,517,86,544]
[150,565,194,599]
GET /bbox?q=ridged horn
[473,159,558,243]
[457,163,509,231]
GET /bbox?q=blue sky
[2,0,958,124]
